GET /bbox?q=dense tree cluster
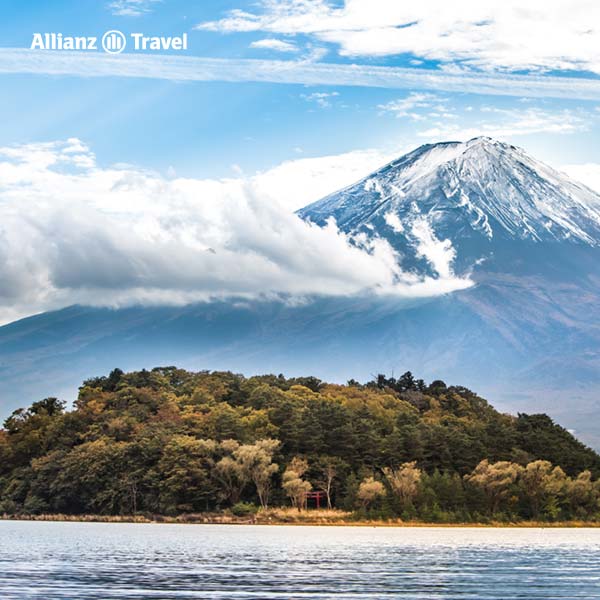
[1,367,600,522]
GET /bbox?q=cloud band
[2,49,600,100]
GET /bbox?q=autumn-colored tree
[566,470,597,517]
[282,457,312,511]
[465,460,522,515]
[382,461,422,510]
[213,440,248,505]
[357,476,386,509]
[233,439,279,509]
[520,460,566,518]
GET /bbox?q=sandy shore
[3,510,600,528]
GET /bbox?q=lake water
[1,521,599,599]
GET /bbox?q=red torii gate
[304,490,327,509]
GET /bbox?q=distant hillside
[1,367,599,522]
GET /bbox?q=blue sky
[1,0,600,178]
[2,0,600,323]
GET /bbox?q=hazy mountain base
[1,248,599,447]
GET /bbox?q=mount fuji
[1,137,600,445]
[299,136,600,272]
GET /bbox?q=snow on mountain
[298,138,600,274]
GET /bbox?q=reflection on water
[1,521,599,599]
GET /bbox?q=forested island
[1,367,600,524]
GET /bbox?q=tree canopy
[1,367,599,522]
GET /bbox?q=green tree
[158,436,217,513]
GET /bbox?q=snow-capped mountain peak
[298,137,600,249]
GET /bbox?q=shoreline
[3,512,600,528]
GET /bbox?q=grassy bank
[3,509,600,527]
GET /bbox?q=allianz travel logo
[31,31,188,54]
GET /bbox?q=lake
[1,521,599,599]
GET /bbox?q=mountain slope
[298,137,600,418]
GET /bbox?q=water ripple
[1,522,599,599]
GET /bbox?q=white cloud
[198,0,600,75]
[378,93,452,121]
[562,164,600,195]
[417,107,588,141]
[0,140,472,324]
[3,49,600,100]
[301,91,339,107]
[251,147,394,210]
[108,0,161,16]
[250,38,299,53]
